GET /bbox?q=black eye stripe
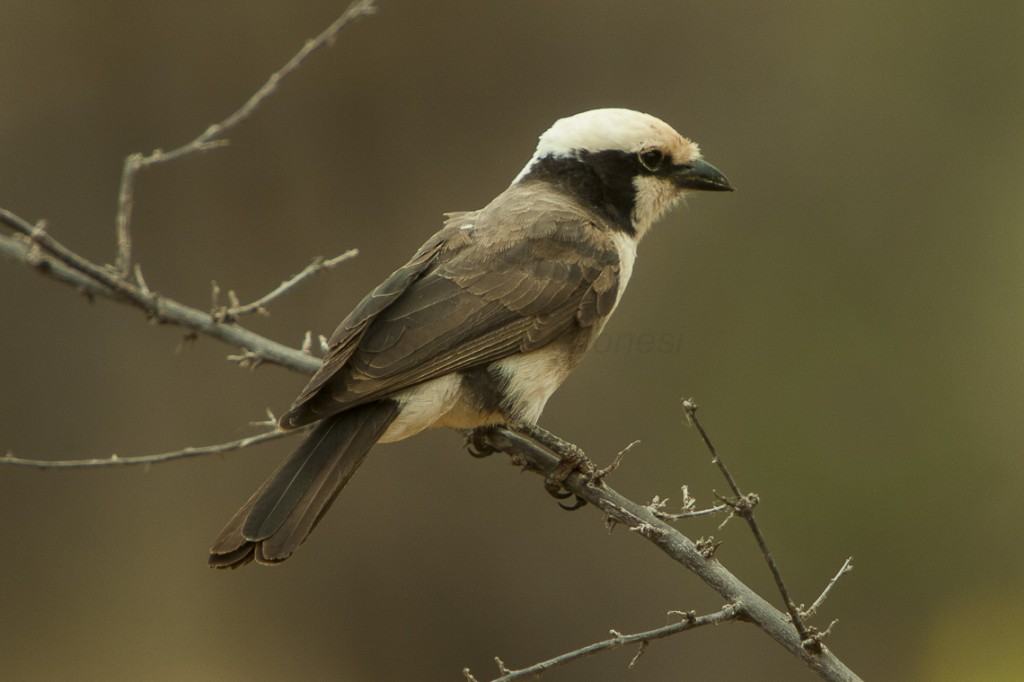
[639,149,664,172]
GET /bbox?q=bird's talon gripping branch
[558,495,588,511]
[539,439,592,510]
[465,427,498,458]
[544,483,575,499]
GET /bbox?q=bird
[209,108,732,568]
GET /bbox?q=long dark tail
[209,400,400,569]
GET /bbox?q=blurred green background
[2,2,1023,680]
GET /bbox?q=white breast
[491,344,574,425]
[608,229,637,313]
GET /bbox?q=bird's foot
[514,424,593,511]
[465,427,499,458]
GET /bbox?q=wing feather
[282,197,622,429]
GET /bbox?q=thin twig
[681,398,814,647]
[0,220,320,375]
[468,605,742,682]
[2,427,299,470]
[214,250,359,322]
[647,484,730,521]
[3,210,128,291]
[656,503,731,521]
[592,439,639,482]
[803,557,854,618]
[111,0,377,276]
[477,427,861,681]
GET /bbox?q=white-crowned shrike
[210,108,732,568]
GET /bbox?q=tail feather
[209,400,400,569]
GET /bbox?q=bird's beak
[673,158,734,192]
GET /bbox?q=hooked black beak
[674,158,734,192]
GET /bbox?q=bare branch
[111,0,377,276]
[802,557,855,619]
[113,152,142,276]
[682,398,815,647]
[468,605,742,682]
[213,250,359,322]
[227,348,268,370]
[0,229,110,296]
[2,426,299,470]
[0,218,320,375]
[474,427,862,682]
[2,210,125,289]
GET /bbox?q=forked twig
[111,0,377,276]
[2,426,299,470]
[464,604,742,682]
[213,250,359,322]
[682,398,817,648]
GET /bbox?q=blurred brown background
[2,2,1023,680]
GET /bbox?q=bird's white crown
[514,108,700,184]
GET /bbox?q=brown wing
[281,201,621,429]
[279,229,456,429]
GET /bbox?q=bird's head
[514,108,732,238]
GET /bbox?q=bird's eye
[639,149,665,172]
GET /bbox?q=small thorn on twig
[667,609,699,624]
[713,491,759,530]
[695,536,722,559]
[652,483,733,522]
[494,656,511,675]
[132,264,151,294]
[717,491,759,515]
[228,348,266,370]
[250,408,279,428]
[680,485,696,513]
[199,139,231,152]
[301,330,314,354]
[681,397,698,424]
[592,439,639,483]
[801,619,839,652]
[646,495,670,514]
[461,669,479,682]
[628,640,649,668]
[319,334,330,354]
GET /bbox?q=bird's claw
[544,483,575,499]
[470,423,593,510]
[465,428,498,458]
[536,430,592,511]
[557,495,588,511]
[545,470,588,510]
